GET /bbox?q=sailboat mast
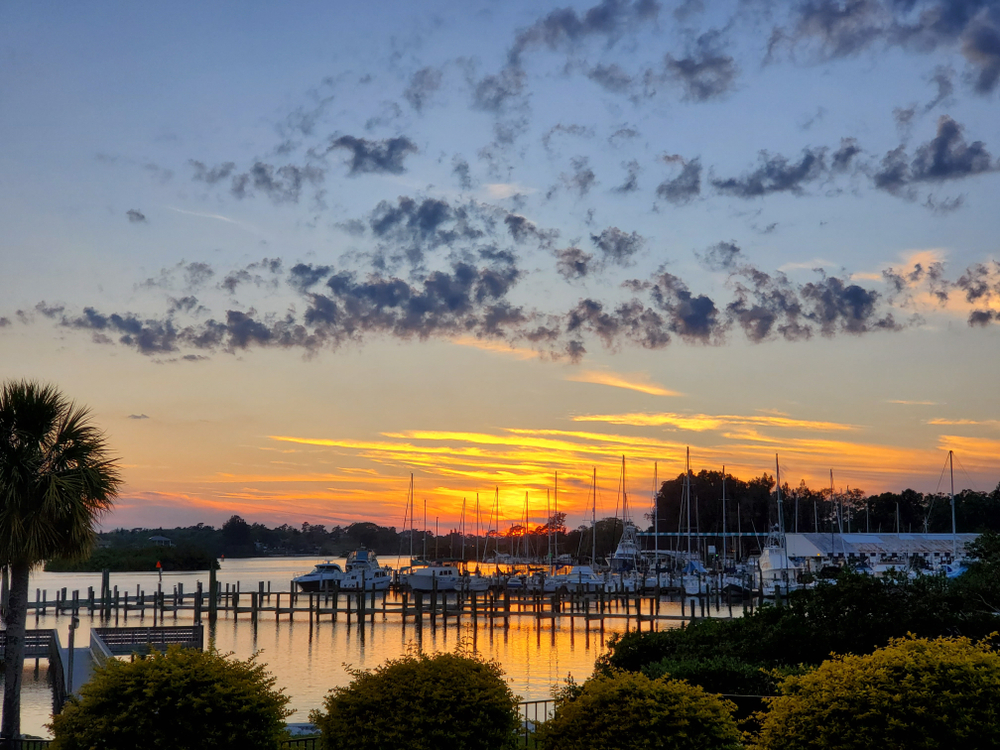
[653,461,659,564]
[592,467,597,565]
[686,447,692,559]
[554,471,559,562]
[475,493,480,565]
[423,497,427,561]
[775,454,784,538]
[950,450,957,558]
[722,465,727,566]
[461,498,466,561]
[409,474,414,561]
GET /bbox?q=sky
[2,0,999,533]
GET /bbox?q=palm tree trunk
[1,560,30,742]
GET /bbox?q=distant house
[149,535,174,548]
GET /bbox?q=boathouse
[785,532,979,570]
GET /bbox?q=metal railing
[518,698,554,747]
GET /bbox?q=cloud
[572,411,852,431]
[712,147,827,198]
[555,247,594,279]
[471,68,526,112]
[963,17,1000,94]
[189,160,237,184]
[564,370,681,396]
[698,240,742,271]
[664,30,739,101]
[587,63,635,93]
[328,135,418,175]
[126,209,147,223]
[590,226,644,265]
[874,116,995,196]
[404,66,443,112]
[127,414,150,420]
[506,0,661,68]
[656,157,702,204]
[614,160,641,193]
[561,156,597,196]
[452,156,473,190]
[230,162,325,203]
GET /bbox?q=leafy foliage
[311,648,520,750]
[751,635,1000,750]
[540,671,741,750]
[45,542,218,572]
[49,646,292,750]
[0,380,121,741]
[641,655,783,696]
[599,569,1000,685]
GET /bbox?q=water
[7,557,724,738]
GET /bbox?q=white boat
[293,561,345,592]
[399,562,460,592]
[339,547,393,591]
[756,531,806,597]
[681,559,710,596]
[545,565,606,593]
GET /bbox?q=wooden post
[195,582,203,623]
[209,566,218,624]
[251,592,258,623]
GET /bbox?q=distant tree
[311,648,519,750]
[751,636,1000,750]
[540,671,741,750]
[221,514,254,556]
[50,646,292,750]
[0,380,121,742]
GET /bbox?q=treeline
[653,470,1000,538]
[45,543,219,572]
[88,473,1000,563]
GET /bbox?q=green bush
[310,648,520,750]
[49,646,291,750]
[45,543,218,572]
[540,671,741,750]
[751,635,1000,750]
[642,655,781,696]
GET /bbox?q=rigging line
[934,450,952,495]
[952,452,978,493]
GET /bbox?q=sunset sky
[2,1,999,532]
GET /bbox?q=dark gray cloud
[698,240,742,271]
[562,156,597,196]
[831,137,862,171]
[656,157,702,204]
[925,65,955,109]
[127,414,150,420]
[614,159,641,193]
[963,17,1000,94]
[0,317,10,327]
[591,226,644,265]
[587,63,635,93]
[555,247,594,279]
[776,1,1000,95]
[712,147,827,198]
[189,160,237,184]
[472,69,526,112]
[404,67,444,112]
[507,0,661,67]
[452,156,473,190]
[664,30,739,101]
[230,162,325,203]
[328,136,418,175]
[126,209,147,224]
[541,124,593,151]
[874,116,996,195]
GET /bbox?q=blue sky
[2,0,999,529]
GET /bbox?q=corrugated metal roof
[786,532,979,557]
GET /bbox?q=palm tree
[0,381,121,742]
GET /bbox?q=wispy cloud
[451,337,541,360]
[572,412,854,431]
[164,206,262,235]
[928,418,1000,428]
[565,371,682,397]
[886,400,940,406]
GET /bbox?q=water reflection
[11,558,725,738]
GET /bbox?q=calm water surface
[8,556,729,738]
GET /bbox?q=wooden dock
[30,575,762,632]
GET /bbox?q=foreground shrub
[50,646,291,750]
[540,671,741,750]
[311,648,519,750]
[751,635,1000,750]
[642,655,781,696]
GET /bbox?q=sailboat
[679,448,709,596]
[608,457,644,592]
[397,475,460,592]
[755,455,805,597]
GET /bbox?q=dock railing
[90,624,203,658]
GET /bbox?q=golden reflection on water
[14,558,735,737]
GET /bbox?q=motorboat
[339,547,393,591]
[399,561,460,592]
[681,559,710,596]
[293,561,345,592]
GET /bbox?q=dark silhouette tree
[0,380,121,741]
